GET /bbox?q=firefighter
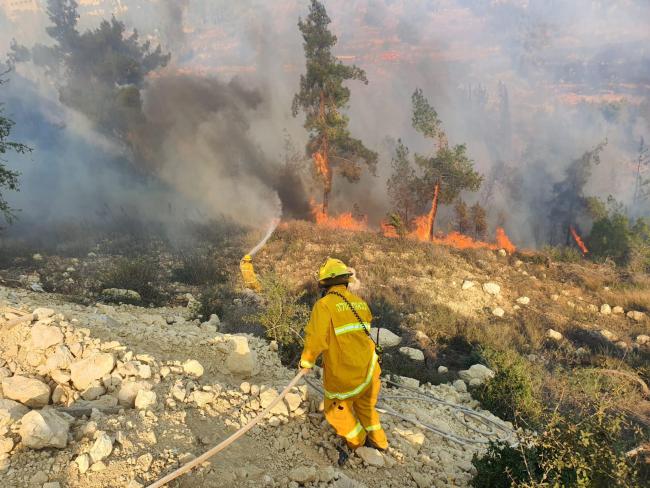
[300,258,388,463]
[239,254,261,292]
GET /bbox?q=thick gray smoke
[1,0,649,247]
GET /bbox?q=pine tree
[411,88,483,240]
[471,202,487,240]
[386,140,418,228]
[0,77,31,223]
[455,199,470,234]
[292,0,377,215]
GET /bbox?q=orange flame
[382,214,517,254]
[380,220,399,238]
[313,152,331,180]
[310,200,368,231]
[569,226,589,254]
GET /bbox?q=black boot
[364,436,386,452]
[336,445,349,466]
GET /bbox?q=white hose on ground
[304,376,514,447]
[146,369,307,488]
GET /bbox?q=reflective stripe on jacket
[300,284,377,399]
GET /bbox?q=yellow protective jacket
[300,285,378,400]
[239,260,261,291]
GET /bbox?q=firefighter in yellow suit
[239,255,261,292]
[300,258,388,461]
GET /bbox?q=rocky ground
[0,286,514,488]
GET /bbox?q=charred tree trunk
[316,90,332,216]
[427,180,441,241]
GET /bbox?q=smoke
[1,0,649,248]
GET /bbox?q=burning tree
[0,75,31,223]
[411,89,483,240]
[292,0,377,215]
[470,202,488,240]
[549,141,606,246]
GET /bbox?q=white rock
[31,324,64,350]
[2,376,51,408]
[600,304,612,315]
[461,280,476,290]
[225,336,259,378]
[191,391,212,408]
[458,364,495,384]
[75,454,90,474]
[356,446,385,467]
[240,382,251,394]
[70,354,115,390]
[182,360,204,378]
[259,388,289,416]
[45,346,74,372]
[89,432,113,463]
[598,329,617,342]
[453,379,467,393]
[32,308,54,320]
[437,366,448,374]
[0,399,30,428]
[0,436,13,454]
[19,409,71,449]
[81,384,106,401]
[394,427,425,446]
[482,282,501,296]
[612,306,624,315]
[289,466,317,484]
[137,364,152,380]
[492,307,505,318]
[371,328,401,348]
[636,335,650,345]
[399,347,424,362]
[516,296,530,305]
[627,311,646,322]
[134,390,157,410]
[118,381,152,408]
[546,329,563,341]
[284,392,302,412]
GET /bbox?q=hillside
[0,220,648,487]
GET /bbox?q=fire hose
[146,369,308,488]
[304,376,514,447]
[146,370,515,486]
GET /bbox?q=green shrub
[247,272,310,346]
[471,405,642,487]
[171,252,225,285]
[473,349,542,425]
[543,245,583,263]
[101,257,163,305]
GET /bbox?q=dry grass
[603,287,650,313]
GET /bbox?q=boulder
[516,296,530,305]
[70,354,115,390]
[492,307,505,318]
[598,329,617,342]
[2,376,51,408]
[75,454,90,474]
[399,347,425,362]
[31,324,64,350]
[0,436,14,454]
[612,306,624,315]
[627,311,646,322]
[19,409,71,449]
[635,335,649,346]
[45,345,74,372]
[461,280,476,290]
[600,304,612,315]
[182,360,204,378]
[259,388,289,416]
[482,282,501,296]
[453,380,467,393]
[458,364,495,384]
[191,391,212,408]
[32,308,54,320]
[118,381,152,408]
[356,447,385,467]
[545,329,563,341]
[437,366,448,374]
[135,390,157,410]
[225,336,258,378]
[372,328,401,348]
[289,466,317,484]
[394,427,425,446]
[89,432,113,463]
[284,392,302,413]
[0,399,29,427]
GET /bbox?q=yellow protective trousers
[239,260,261,292]
[324,365,388,450]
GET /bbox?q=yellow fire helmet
[242,254,253,262]
[318,258,351,282]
